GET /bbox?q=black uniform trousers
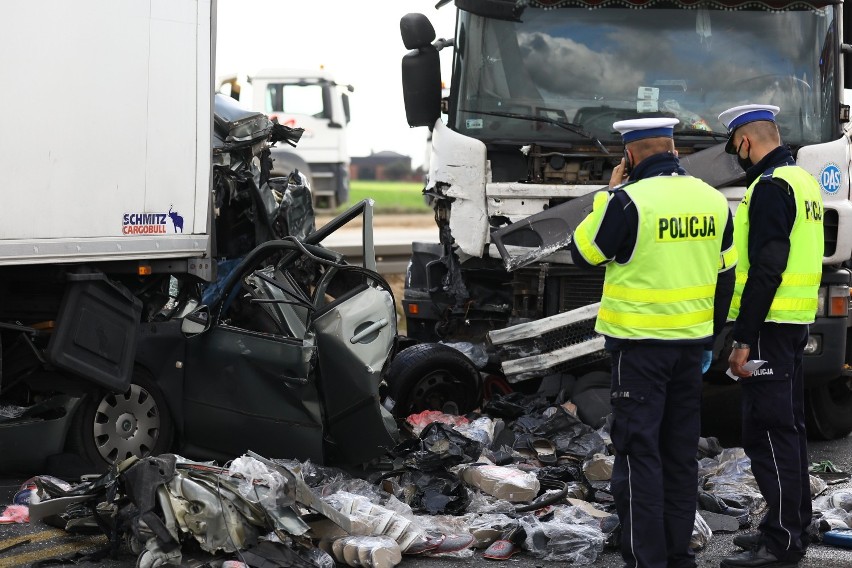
[609,343,704,568]
[740,323,810,562]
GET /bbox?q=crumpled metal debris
[21,375,817,568]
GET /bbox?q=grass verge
[339,180,430,214]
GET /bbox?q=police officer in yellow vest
[718,105,823,568]
[568,118,736,568]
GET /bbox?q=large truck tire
[385,343,481,419]
[805,376,852,440]
[69,369,173,469]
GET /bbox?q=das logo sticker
[819,163,841,195]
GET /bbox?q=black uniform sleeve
[570,190,636,268]
[712,208,736,345]
[732,179,796,345]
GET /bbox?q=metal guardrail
[331,243,413,274]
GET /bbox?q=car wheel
[70,370,173,468]
[805,376,852,440]
[385,343,480,419]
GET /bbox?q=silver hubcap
[93,384,160,463]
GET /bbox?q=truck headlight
[804,334,822,355]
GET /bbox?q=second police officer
[718,104,824,568]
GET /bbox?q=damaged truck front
[0,0,397,473]
[395,0,852,439]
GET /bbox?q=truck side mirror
[843,43,852,90]
[342,93,351,124]
[401,13,441,128]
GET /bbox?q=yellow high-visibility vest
[575,175,730,340]
[728,166,823,323]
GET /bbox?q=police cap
[718,104,779,154]
[613,117,679,144]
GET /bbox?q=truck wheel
[806,376,852,440]
[69,370,173,468]
[385,343,480,419]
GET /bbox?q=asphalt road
[1,431,850,567]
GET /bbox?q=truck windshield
[265,83,327,118]
[453,5,838,147]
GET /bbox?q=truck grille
[824,208,838,257]
[558,266,605,313]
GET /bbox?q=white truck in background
[218,68,354,210]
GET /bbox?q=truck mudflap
[45,271,142,392]
[487,303,605,382]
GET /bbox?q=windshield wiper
[459,109,610,154]
[675,129,729,142]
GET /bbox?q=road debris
[4,388,852,565]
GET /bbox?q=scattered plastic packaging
[13,480,39,505]
[813,489,852,531]
[405,422,483,472]
[518,505,606,564]
[227,455,291,510]
[330,535,402,568]
[317,475,385,504]
[815,508,852,531]
[456,464,541,503]
[0,504,29,523]
[582,453,614,481]
[701,448,764,511]
[393,469,472,515]
[464,513,518,548]
[691,511,713,550]
[454,416,496,447]
[465,491,517,514]
[411,515,476,558]
[322,492,427,553]
[406,410,469,436]
[814,489,852,513]
[811,474,829,498]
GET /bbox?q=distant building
[350,151,414,181]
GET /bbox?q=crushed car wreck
[0,196,400,472]
[0,71,397,472]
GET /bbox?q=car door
[312,277,397,465]
[182,253,324,463]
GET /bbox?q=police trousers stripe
[767,432,793,551]
[616,351,637,563]
[627,454,637,564]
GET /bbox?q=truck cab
[397,0,852,439]
[219,69,353,210]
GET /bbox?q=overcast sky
[215,0,456,168]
